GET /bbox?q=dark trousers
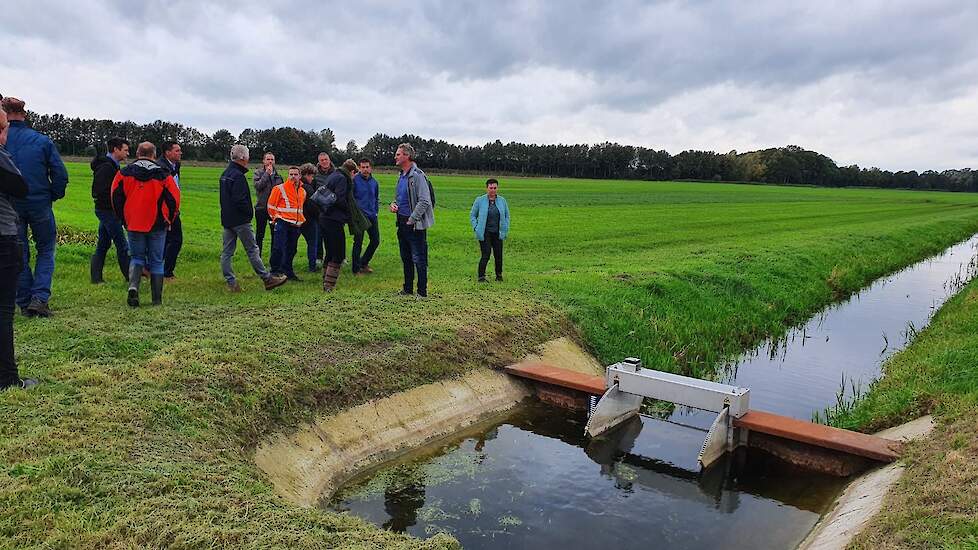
[270,220,300,277]
[0,236,24,387]
[478,232,504,278]
[352,216,380,273]
[320,219,346,265]
[396,217,427,295]
[255,207,271,255]
[163,214,182,277]
[94,209,130,279]
[301,218,320,270]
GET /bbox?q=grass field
[2,162,978,548]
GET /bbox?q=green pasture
[2,161,978,548]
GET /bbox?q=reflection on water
[328,400,847,549]
[713,235,978,421]
[329,235,978,548]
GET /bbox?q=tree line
[25,111,977,192]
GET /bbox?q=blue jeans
[397,218,428,295]
[16,205,57,308]
[301,218,320,270]
[128,230,167,275]
[270,220,300,277]
[95,209,130,278]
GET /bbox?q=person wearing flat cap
[1,96,68,319]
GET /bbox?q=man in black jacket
[158,141,182,279]
[219,144,287,292]
[90,137,130,283]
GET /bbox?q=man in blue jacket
[470,178,510,282]
[351,158,380,274]
[1,97,68,318]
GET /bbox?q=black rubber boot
[150,274,164,306]
[127,265,142,307]
[90,254,105,284]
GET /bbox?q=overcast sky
[3,0,977,170]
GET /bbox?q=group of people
[0,93,513,392]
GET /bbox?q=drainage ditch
[267,235,978,548]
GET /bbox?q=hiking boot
[397,289,413,296]
[150,274,164,305]
[478,276,488,283]
[495,275,504,282]
[0,378,38,391]
[227,281,243,293]
[128,264,142,307]
[322,262,341,292]
[21,306,35,318]
[361,265,374,274]
[263,274,287,291]
[90,254,106,284]
[26,298,53,318]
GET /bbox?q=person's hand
[406,218,414,225]
[389,202,399,213]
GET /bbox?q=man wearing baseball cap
[1,96,68,318]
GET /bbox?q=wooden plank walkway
[504,362,903,463]
[733,410,903,463]
[503,362,605,395]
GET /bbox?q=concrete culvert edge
[254,337,604,507]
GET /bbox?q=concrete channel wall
[255,337,604,507]
[798,416,935,549]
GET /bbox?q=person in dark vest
[299,162,321,272]
[158,142,182,280]
[111,142,180,307]
[253,152,282,257]
[0,107,37,390]
[469,178,510,282]
[90,137,130,283]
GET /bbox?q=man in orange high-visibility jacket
[266,166,306,280]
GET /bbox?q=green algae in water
[468,498,482,516]
[498,515,523,526]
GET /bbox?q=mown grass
[2,162,978,548]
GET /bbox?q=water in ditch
[327,235,978,548]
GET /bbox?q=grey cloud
[2,0,977,170]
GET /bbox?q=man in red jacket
[111,142,180,307]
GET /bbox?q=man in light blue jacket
[470,178,510,282]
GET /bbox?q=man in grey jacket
[389,143,434,297]
[253,152,282,257]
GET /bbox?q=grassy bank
[827,279,978,549]
[2,162,978,548]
